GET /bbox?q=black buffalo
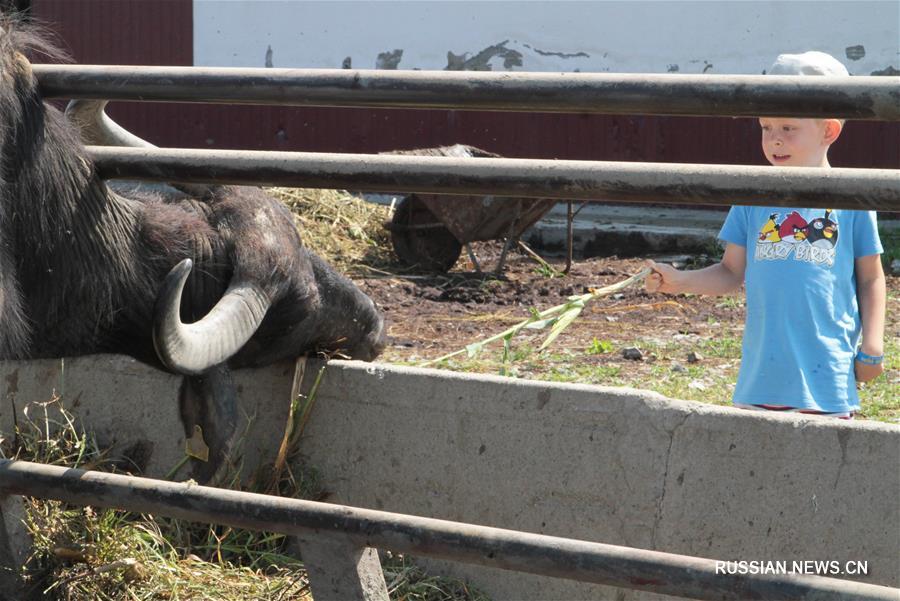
[0,17,386,479]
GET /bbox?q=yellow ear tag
[185,425,210,462]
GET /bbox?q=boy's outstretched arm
[646,243,746,296]
[855,254,886,383]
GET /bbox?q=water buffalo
[0,17,386,479]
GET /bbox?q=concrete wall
[194,1,899,75]
[1,356,898,599]
[0,355,297,480]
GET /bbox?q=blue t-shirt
[719,206,882,413]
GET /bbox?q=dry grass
[3,397,312,600]
[269,187,395,274]
[4,396,488,600]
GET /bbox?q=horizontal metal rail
[34,65,900,120]
[88,146,900,212]
[0,460,895,601]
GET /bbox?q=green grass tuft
[878,226,900,272]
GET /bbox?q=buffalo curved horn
[65,99,157,148]
[153,259,272,375]
[66,100,212,199]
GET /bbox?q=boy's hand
[645,260,682,294]
[855,359,884,383]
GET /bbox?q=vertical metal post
[295,536,390,601]
[494,205,523,273]
[565,200,574,274]
[465,244,482,273]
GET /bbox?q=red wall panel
[33,0,192,66]
[29,0,900,172]
[32,0,195,151]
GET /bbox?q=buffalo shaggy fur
[0,17,385,371]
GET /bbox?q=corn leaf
[421,268,650,367]
[523,317,559,330]
[539,306,583,350]
[465,342,483,358]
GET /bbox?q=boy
[646,51,886,418]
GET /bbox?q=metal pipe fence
[35,65,898,211]
[89,146,900,211]
[35,65,900,120]
[1,460,897,601]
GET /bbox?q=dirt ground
[354,241,899,402]
[361,243,746,363]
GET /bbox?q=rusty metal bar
[88,146,900,212]
[0,460,896,601]
[34,65,900,120]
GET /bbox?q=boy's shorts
[733,403,855,420]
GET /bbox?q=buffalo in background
[0,16,386,480]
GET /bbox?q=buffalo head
[1,16,387,482]
[2,17,387,373]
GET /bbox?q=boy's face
[758,117,839,167]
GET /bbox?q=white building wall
[194,0,899,75]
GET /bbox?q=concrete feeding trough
[0,356,897,600]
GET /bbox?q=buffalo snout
[355,309,387,361]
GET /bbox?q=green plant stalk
[421,268,650,366]
[272,358,308,483]
[289,366,326,449]
[518,240,563,278]
[165,454,191,480]
[270,364,326,493]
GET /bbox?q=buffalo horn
[153,259,271,375]
[65,99,156,148]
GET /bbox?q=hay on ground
[268,187,394,273]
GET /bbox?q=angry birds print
[759,213,782,243]
[805,210,839,249]
[777,211,809,244]
[754,209,838,267]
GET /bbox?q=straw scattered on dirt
[270,187,394,274]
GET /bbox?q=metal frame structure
[35,66,900,211]
[35,66,900,120]
[89,146,900,211]
[1,460,897,601]
[0,65,895,600]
